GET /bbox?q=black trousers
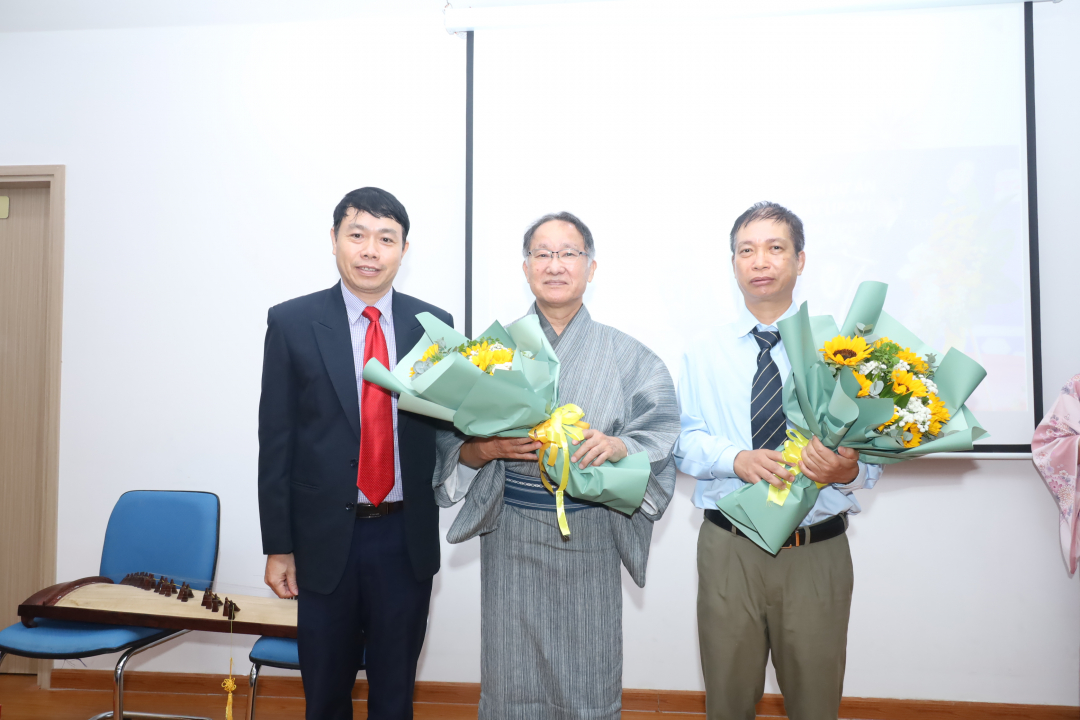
[297,512,433,720]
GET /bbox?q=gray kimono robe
[433,304,679,720]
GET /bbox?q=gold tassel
[221,601,238,719]
[222,659,236,719]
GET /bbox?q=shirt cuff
[457,462,480,482]
[838,461,873,492]
[712,445,742,479]
[443,462,481,504]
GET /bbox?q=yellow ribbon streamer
[766,429,828,506]
[529,403,590,538]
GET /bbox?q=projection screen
[470,2,1035,449]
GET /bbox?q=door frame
[0,165,65,688]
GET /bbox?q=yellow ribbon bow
[529,403,590,538]
[766,429,828,506]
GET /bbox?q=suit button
[345,503,355,511]
[350,459,358,468]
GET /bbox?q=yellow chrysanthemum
[903,422,923,448]
[896,348,929,374]
[891,369,928,398]
[409,342,444,377]
[821,335,872,367]
[854,371,873,398]
[463,340,514,374]
[927,393,951,435]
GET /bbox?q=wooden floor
[2,672,1072,720]
[0,674,780,720]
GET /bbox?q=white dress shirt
[675,301,881,526]
[341,283,403,504]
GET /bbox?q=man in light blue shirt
[676,202,881,720]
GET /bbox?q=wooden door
[0,169,64,684]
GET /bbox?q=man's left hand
[799,436,859,485]
[569,429,628,468]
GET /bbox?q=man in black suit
[258,187,452,720]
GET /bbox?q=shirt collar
[733,300,798,339]
[341,283,394,325]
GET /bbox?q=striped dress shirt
[675,301,881,526]
[341,283,403,504]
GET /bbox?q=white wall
[0,2,469,680]
[1,0,1076,707]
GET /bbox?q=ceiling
[0,0,606,33]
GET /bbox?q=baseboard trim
[49,670,1078,719]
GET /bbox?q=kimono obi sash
[503,470,598,513]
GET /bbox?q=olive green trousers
[697,517,854,720]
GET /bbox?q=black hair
[332,187,410,240]
[522,211,595,258]
[729,201,805,254]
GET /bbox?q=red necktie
[358,306,395,505]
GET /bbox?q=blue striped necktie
[751,328,787,451]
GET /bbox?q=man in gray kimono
[432,211,680,720]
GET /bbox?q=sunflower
[877,406,900,431]
[903,422,923,448]
[853,371,873,398]
[821,335,872,367]
[896,348,929,374]
[891,369,928,398]
[927,393,951,435]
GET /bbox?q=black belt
[704,509,846,550]
[353,501,403,519]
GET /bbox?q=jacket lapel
[391,289,425,366]
[313,283,361,441]
[391,290,426,429]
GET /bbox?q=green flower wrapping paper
[716,281,989,554]
[361,312,652,534]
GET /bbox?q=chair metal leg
[0,651,7,670]
[85,630,212,720]
[246,662,262,720]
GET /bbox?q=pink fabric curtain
[1032,374,1080,575]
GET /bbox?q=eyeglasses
[527,250,590,263]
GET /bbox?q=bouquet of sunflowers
[716,281,987,554]
[822,335,951,449]
[362,313,653,536]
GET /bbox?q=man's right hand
[264,553,298,599]
[733,449,793,489]
[459,436,543,469]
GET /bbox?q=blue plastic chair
[0,490,220,720]
[246,636,364,719]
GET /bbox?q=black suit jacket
[258,283,453,594]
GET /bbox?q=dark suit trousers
[298,512,433,720]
